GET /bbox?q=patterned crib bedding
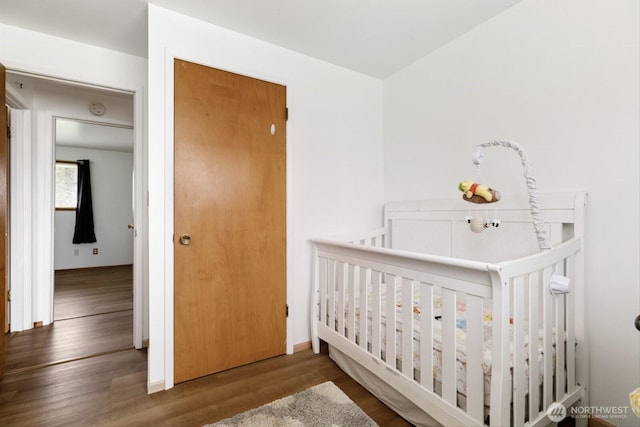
[344,284,555,406]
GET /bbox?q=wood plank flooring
[5,310,133,373]
[54,265,133,320]
[0,266,412,427]
[4,265,134,373]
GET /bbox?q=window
[55,161,78,210]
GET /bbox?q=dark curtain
[72,159,97,244]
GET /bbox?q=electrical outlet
[93,248,98,255]
[74,249,79,256]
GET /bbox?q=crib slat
[441,288,457,405]
[566,255,576,392]
[371,270,382,358]
[465,294,484,422]
[489,275,511,427]
[401,278,414,378]
[528,270,541,421]
[420,282,434,391]
[337,262,346,336]
[386,274,398,366]
[359,267,369,350]
[542,266,554,408]
[347,264,357,342]
[555,262,566,399]
[513,275,526,426]
[319,257,328,326]
[328,260,336,331]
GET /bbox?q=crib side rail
[490,237,584,427]
[312,236,585,427]
[311,238,496,426]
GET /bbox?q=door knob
[179,234,192,245]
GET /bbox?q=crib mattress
[340,285,554,406]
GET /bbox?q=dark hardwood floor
[54,265,134,320]
[4,265,134,373]
[0,266,412,427]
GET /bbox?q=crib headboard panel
[384,192,587,263]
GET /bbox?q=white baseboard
[147,380,165,394]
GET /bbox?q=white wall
[148,5,384,391]
[383,0,639,423]
[0,23,147,345]
[55,146,133,270]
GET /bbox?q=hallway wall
[55,146,133,270]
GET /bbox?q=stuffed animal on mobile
[458,181,501,203]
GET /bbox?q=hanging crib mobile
[458,179,501,232]
[458,140,552,253]
[458,145,502,233]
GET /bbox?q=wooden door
[174,59,287,384]
[0,62,7,379]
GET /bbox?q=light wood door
[0,62,7,379]
[174,59,287,384]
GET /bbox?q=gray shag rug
[205,381,379,427]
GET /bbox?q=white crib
[311,192,588,427]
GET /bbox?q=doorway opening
[52,117,135,362]
[3,71,143,371]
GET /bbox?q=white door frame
[5,69,145,348]
[154,50,293,391]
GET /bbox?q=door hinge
[285,108,289,122]
[7,290,11,302]
[286,304,289,318]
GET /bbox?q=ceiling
[0,0,522,78]
[5,72,135,152]
[56,119,134,153]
